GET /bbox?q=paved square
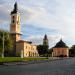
[0,58,75,75]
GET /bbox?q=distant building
[52,39,69,57]
[10,2,39,57]
[43,34,48,46]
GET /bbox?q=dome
[54,39,68,48]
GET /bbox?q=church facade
[10,2,39,57]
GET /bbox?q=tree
[0,30,13,56]
[48,48,53,57]
[37,45,43,56]
[37,45,49,57]
[69,45,75,57]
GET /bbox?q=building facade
[52,39,69,57]
[10,2,39,57]
[16,40,39,57]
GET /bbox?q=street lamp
[1,23,5,58]
[2,30,4,58]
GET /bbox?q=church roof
[54,39,68,48]
[11,2,18,14]
[17,40,32,44]
[44,34,47,40]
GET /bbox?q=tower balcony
[10,31,22,35]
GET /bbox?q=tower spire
[11,2,18,14]
[44,34,47,40]
[14,2,18,12]
[43,34,48,46]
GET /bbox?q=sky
[0,0,75,48]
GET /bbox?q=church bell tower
[43,34,48,46]
[10,2,21,56]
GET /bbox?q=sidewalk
[0,57,70,66]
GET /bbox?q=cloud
[0,0,75,47]
[19,0,75,47]
[26,34,62,48]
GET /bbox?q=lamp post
[2,30,4,58]
[0,22,5,58]
[1,23,5,58]
[21,50,24,58]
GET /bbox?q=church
[52,39,69,57]
[10,2,39,57]
[10,2,69,58]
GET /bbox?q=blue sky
[0,0,75,48]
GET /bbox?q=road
[0,58,75,75]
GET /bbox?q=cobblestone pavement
[0,58,75,75]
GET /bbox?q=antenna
[59,34,62,41]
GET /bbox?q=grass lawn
[0,57,23,63]
[0,57,48,63]
[23,57,48,61]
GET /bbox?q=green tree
[37,45,49,57]
[69,45,75,57]
[48,48,53,57]
[49,48,53,54]
[0,30,13,56]
[37,45,43,56]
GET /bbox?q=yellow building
[52,39,69,57]
[16,40,39,57]
[10,2,39,57]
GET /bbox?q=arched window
[29,51,30,57]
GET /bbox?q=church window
[12,16,15,19]
[29,52,30,57]
[12,20,15,23]
[26,46,27,49]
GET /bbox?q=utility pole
[2,31,4,58]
